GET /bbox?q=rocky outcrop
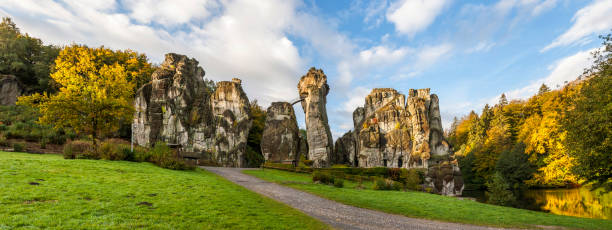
[426,160,464,196]
[0,75,22,106]
[133,53,251,167]
[261,102,300,164]
[341,87,463,195]
[334,131,356,165]
[211,78,252,167]
[298,68,333,168]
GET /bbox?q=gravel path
[203,167,508,230]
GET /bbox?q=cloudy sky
[1,0,611,139]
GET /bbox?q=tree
[499,93,508,106]
[245,100,266,167]
[18,45,137,147]
[495,143,534,189]
[564,33,612,184]
[486,172,516,207]
[0,17,59,93]
[538,84,550,95]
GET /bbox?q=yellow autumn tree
[18,45,137,147]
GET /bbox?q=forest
[447,34,611,198]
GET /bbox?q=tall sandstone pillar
[297,68,333,168]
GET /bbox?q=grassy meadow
[0,152,328,229]
[244,168,611,229]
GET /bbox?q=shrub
[0,133,8,147]
[12,142,25,152]
[302,160,313,167]
[333,178,344,188]
[133,146,152,162]
[312,171,335,185]
[373,177,401,191]
[148,142,194,170]
[98,141,129,161]
[39,138,47,149]
[405,169,423,190]
[63,141,95,159]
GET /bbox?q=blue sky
[1,0,611,139]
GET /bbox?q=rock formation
[0,75,22,106]
[261,102,300,164]
[133,53,251,167]
[334,131,356,165]
[297,68,333,168]
[211,78,252,167]
[341,87,463,195]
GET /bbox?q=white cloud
[416,43,452,67]
[386,0,449,36]
[505,47,595,100]
[0,0,305,107]
[123,0,218,26]
[466,41,495,53]
[542,0,612,52]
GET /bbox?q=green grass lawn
[244,168,611,229]
[0,152,328,229]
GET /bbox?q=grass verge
[243,168,611,229]
[0,152,328,229]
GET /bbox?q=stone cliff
[338,87,463,195]
[134,53,251,167]
[297,67,333,168]
[261,102,300,164]
[0,75,22,106]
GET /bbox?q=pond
[462,187,612,220]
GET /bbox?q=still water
[462,187,612,220]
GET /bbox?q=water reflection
[463,187,612,220]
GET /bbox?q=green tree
[486,172,516,207]
[495,143,534,189]
[245,100,266,167]
[564,33,612,184]
[18,45,137,147]
[538,84,551,95]
[0,17,59,93]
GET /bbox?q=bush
[333,178,344,188]
[312,171,335,185]
[373,177,401,191]
[98,141,129,161]
[302,160,313,167]
[148,142,194,170]
[12,142,25,152]
[63,141,94,159]
[0,133,8,147]
[405,169,423,190]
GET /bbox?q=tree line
[447,33,611,195]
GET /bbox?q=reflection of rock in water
[463,187,612,220]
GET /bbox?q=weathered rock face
[334,131,356,165]
[0,75,22,106]
[211,78,252,167]
[341,87,463,195]
[261,102,300,164]
[298,68,334,168]
[426,161,464,196]
[134,53,251,167]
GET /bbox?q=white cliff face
[133,54,251,167]
[298,67,333,168]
